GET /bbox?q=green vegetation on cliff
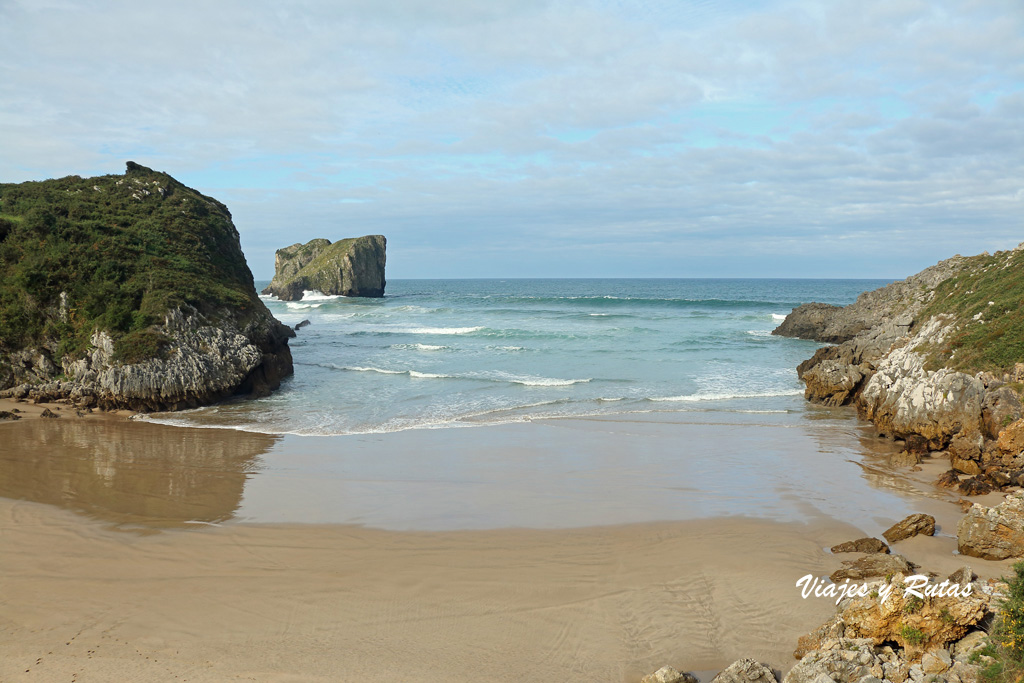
[917,247,1024,373]
[0,162,260,363]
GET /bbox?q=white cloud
[0,0,1021,277]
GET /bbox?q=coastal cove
[146,278,891,436]
[2,276,1020,682]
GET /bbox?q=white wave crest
[408,370,451,379]
[301,290,345,301]
[392,326,483,335]
[649,389,803,402]
[496,373,591,387]
[746,329,773,337]
[342,366,405,375]
[771,313,788,321]
[391,343,450,351]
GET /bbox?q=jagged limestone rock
[774,253,971,345]
[801,360,864,407]
[957,491,1024,560]
[641,666,697,683]
[263,235,386,301]
[711,658,777,683]
[858,320,986,449]
[782,638,885,683]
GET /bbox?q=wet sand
[2,498,864,682]
[0,411,1016,682]
[0,396,134,421]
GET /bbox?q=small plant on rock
[899,624,926,646]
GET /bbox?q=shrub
[977,561,1024,683]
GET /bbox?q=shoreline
[1,404,1017,681]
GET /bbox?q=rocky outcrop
[831,538,890,554]
[957,491,1024,560]
[882,514,936,544]
[711,659,777,683]
[0,163,293,412]
[839,573,988,654]
[774,254,971,345]
[830,554,915,581]
[858,320,986,450]
[262,235,386,301]
[640,666,697,683]
[778,244,1024,496]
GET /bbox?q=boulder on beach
[711,658,777,683]
[641,666,697,683]
[882,514,936,544]
[957,491,1024,560]
[830,538,890,554]
[830,554,914,581]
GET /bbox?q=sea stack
[262,235,386,301]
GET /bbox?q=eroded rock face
[0,163,294,412]
[983,388,1023,441]
[858,321,985,449]
[263,235,386,301]
[775,254,969,348]
[839,573,988,655]
[1,305,295,413]
[957,492,1024,560]
[997,418,1024,457]
[802,361,864,407]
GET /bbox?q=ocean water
[147,279,889,436]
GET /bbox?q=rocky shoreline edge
[643,246,1024,683]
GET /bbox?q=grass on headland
[0,163,260,366]
[916,248,1024,374]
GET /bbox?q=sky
[1,0,1022,280]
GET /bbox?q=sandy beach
[0,408,1016,682]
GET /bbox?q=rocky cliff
[0,162,293,411]
[775,244,1024,498]
[262,235,386,301]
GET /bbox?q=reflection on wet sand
[0,420,278,528]
[801,405,920,494]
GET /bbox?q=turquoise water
[149,279,888,436]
